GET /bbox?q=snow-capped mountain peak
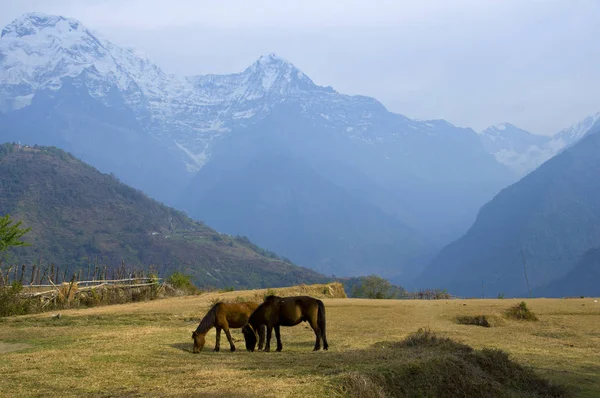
[480,112,600,177]
[1,12,81,38]
[554,111,600,143]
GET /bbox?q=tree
[0,214,31,253]
[352,275,395,299]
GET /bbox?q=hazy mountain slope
[537,247,600,297]
[417,126,600,297]
[0,143,327,288]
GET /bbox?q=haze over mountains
[1,12,599,295]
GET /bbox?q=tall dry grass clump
[337,328,567,398]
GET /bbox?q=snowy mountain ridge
[0,12,486,173]
[480,114,600,176]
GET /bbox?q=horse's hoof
[213,348,220,352]
[230,347,236,352]
[276,348,282,352]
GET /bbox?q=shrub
[166,272,198,294]
[454,315,504,328]
[348,275,406,299]
[0,282,34,317]
[504,301,538,321]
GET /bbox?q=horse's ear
[191,331,197,338]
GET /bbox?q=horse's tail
[195,303,219,335]
[317,299,328,350]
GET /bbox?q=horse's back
[220,301,260,328]
[274,296,319,325]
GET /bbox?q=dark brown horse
[192,301,265,353]
[242,295,328,352]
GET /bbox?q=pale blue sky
[1,0,600,135]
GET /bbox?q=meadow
[0,285,598,397]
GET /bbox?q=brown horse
[242,295,328,352]
[192,301,265,353]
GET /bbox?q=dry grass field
[0,285,599,397]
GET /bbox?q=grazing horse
[192,301,265,353]
[242,295,328,352]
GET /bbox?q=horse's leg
[214,327,221,352]
[223,326,236,352]
[257,324,266,351]
[274,325,283,352]
[308,317,322,351]
[264,325,273,352]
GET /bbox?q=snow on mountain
[0,13,184,109]
[480,123,551,176]
[1,12,480,173]
[549,111,600,151]
[480,115,600,177]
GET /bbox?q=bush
[410,289,451,300]
[455,315,503,328]
[504,301,538,321]
[166,272,198,294]
[0,282,34,317]
[348,275,406,299]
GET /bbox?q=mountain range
[1,12,598,291]
[0,12,518,281]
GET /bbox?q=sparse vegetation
[0,267,200,317]
[504,301,538,321]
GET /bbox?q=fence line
[0,262,162,288]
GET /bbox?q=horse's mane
[194,302,220,334]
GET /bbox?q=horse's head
[242,324,257,352]
[191,330,206,354]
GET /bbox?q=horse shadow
[170,342,193,353]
